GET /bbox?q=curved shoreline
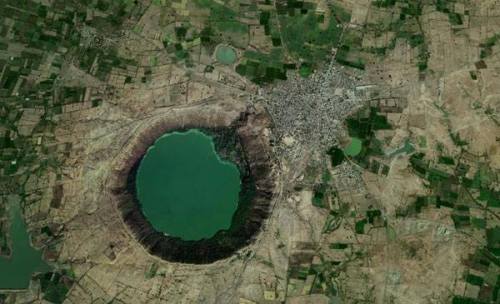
[135,128,242,240]
[109,107,275,264]
[143,128,243,175]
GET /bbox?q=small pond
[215,45,237,65]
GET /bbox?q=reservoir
[135,129,241,241]
[215,45,237,65]
[0,195,49,290]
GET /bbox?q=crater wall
[109,107,275,264]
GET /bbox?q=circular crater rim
[109,109,275,264]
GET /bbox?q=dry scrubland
[0,0,498,303]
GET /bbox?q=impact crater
[109,107,275,264]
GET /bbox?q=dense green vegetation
[330,243,349,249]
[465,274,484,286]
[312,184,327,208]
[236,49,289,84]
[299,63,313,78]
[372,0,396,8]
[145,263,158,279]
[480,34,500,58]
[196,0,355,82]
[312,170,332,208]
[194,0,248,49]
[436,0,465,26]
[279,6,348,63]
[344,107,391,168]
[354,208,384,234]
[195,0,248,34]
[0,205,10,257]
[195,0,465,78]
[355,219,368,234]
[38,270,74,304]
[327,147,345,167]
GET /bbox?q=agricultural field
[0,0,498,304]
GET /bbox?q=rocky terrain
[0,0,499,303]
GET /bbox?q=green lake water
[344,137,363,156]
[0,195,50,290]
[215,45,237,65]
[136,129,241,241]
